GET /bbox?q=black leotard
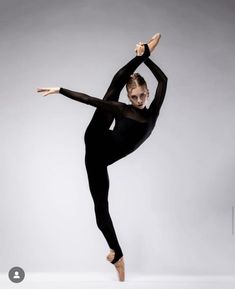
[59,55,167,163]
[59,44,167,264]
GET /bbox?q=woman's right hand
[135,42,145,56]
[37,87,60,96]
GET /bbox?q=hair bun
[126,73,147,92]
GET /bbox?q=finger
[39,87,51,91]
[37,88,48,92]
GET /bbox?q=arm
[59,87,125,116]
[102,43,150,101]
[59,87,150,123]
[144,58,168,114]
[37,86,125,116]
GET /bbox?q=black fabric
[59,44,167,264]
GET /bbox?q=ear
[127,90,132,100]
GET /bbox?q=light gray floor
[1,273,235,289]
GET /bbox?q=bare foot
[106,250,125,282]
[135,33,161,56]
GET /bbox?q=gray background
[0,0,234,275]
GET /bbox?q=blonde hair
[126,73,148,94]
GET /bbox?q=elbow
[160,75,168,86]
[163,74,168,84]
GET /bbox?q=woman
[37,33,167,281]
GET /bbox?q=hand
[37,87,60,96]
[135,42,145,56]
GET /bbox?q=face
[128,85,149,109]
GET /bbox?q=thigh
[85,89,117,136]
[85,153,109,202]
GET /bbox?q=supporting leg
[85,153,123,264]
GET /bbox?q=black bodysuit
[59,44,167,264]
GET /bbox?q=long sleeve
[144,58,168,114]
[59,87,125,116]
[59,87,150,123]
[102,43,150,101]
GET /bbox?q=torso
[104,105,158,164]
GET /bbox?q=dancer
[37,33,167,281]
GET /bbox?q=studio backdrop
[0,0,234,275]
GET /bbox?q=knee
[96,217,107,231]
[95,202,108,217]
[95,206,109,230]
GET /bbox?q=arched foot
[135,32,161,56]
[106,250,125,282]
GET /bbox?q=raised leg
[84,44,150,138]
[103,43,150,101]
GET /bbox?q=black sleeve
[102,43,150,101]
[59,87,125,116]
[59,87,149,123]
[144,58,168,114]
